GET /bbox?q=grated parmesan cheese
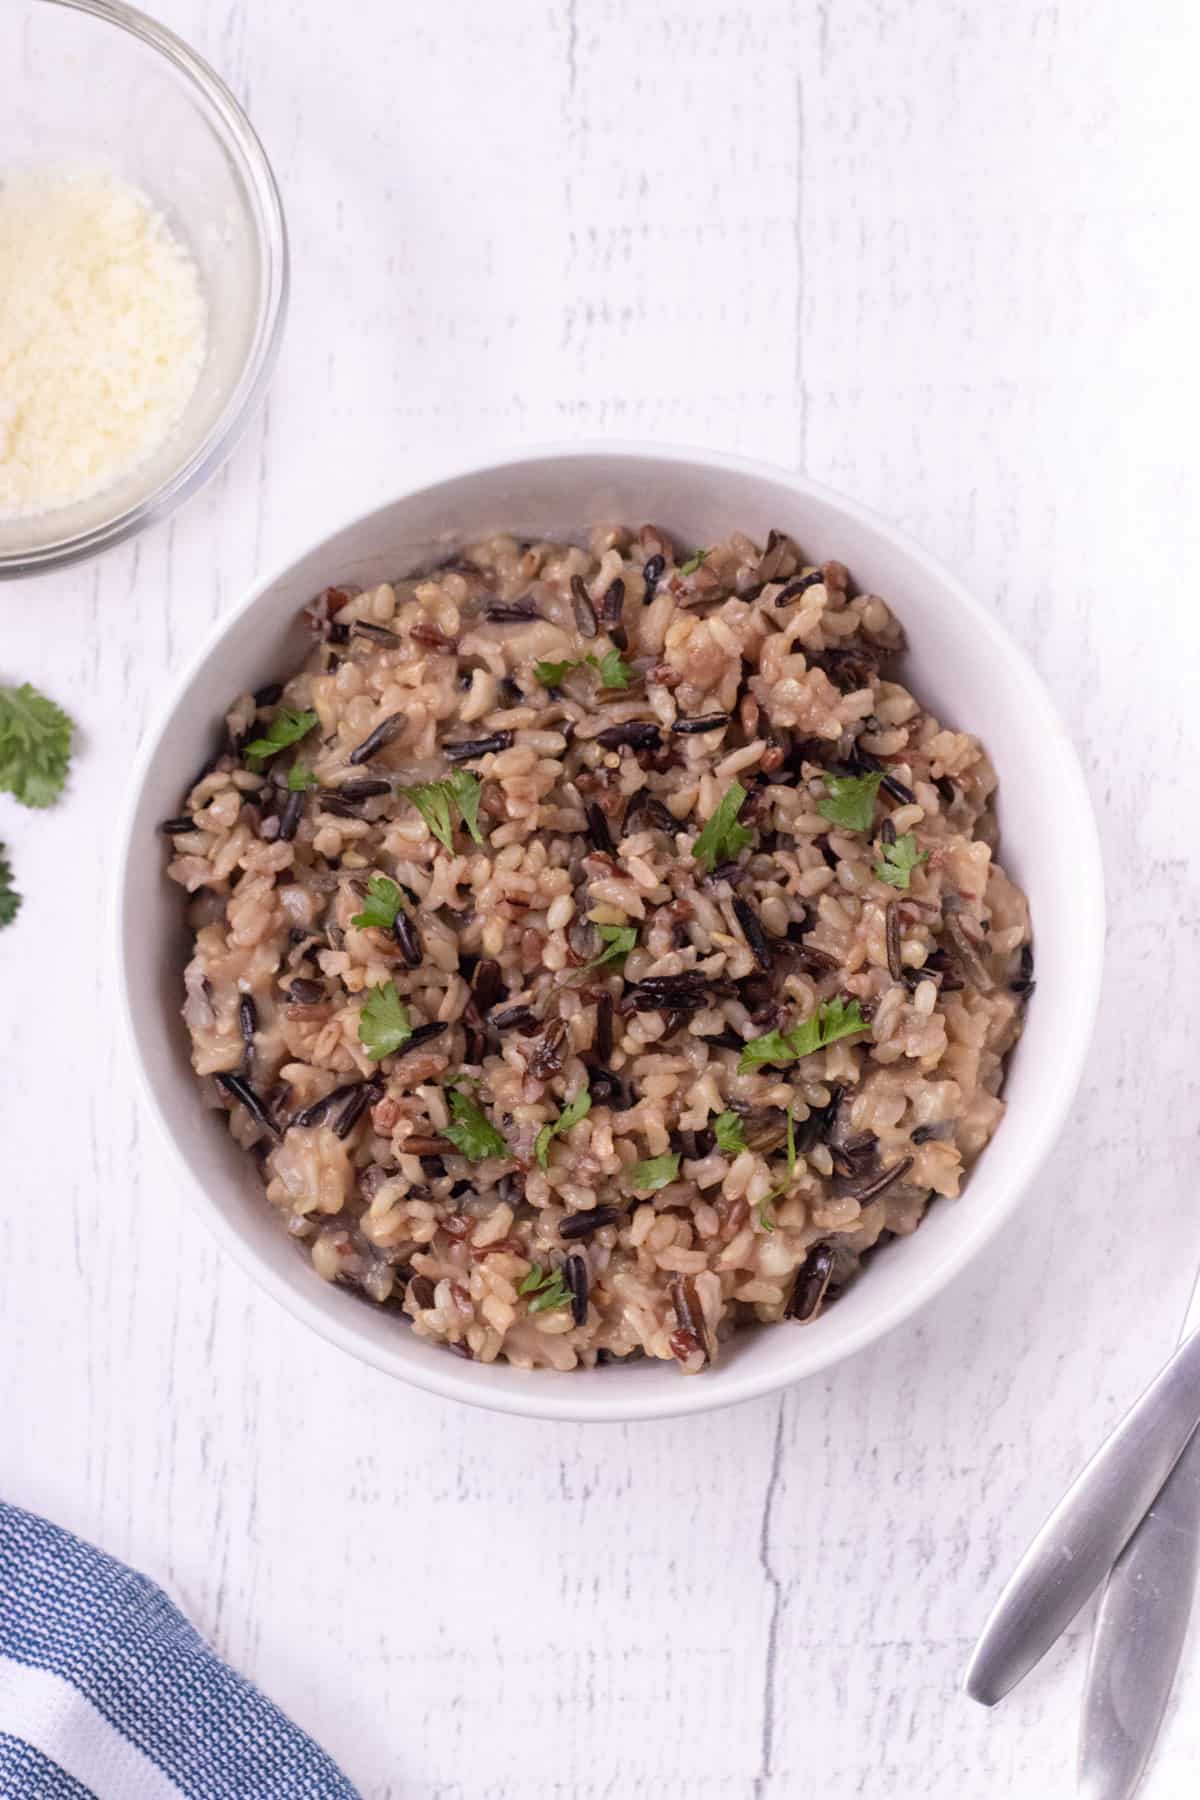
[0,166,208,520]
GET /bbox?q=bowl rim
[114,439,1106,1422]
[1,0,289,579]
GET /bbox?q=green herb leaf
[446,769,485,845]
[534,1085,593,1168]
[629,1151,682,1192]
[0,682,73,809]
[245,707,318,766]
[350,874,403,932]
[586,648,633,690]
[736,1027,801,1074]
[738,997,867,1073]
[518,1264,573,1313]
[691,780,752,874]
[874,832,928,890]
[787,995,866,1059]
[713,1110,747,1155]
[358,981,413,1061]
[817,771,883,833]
[0,844,20,928]
[536,650,633,691]
[588,923,637,970]
[678,548,710,577]
[287,761,319,791]
[758,1197,777,1232]
[444,1084,508,1161]
[403,780,456,851]
[403,775,486,851]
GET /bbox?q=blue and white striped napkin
[0,1503,360,1799]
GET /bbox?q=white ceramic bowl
[115,443,1104,1422]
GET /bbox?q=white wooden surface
[4,2,1199,1794]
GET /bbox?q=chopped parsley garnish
[589,647,632,689]
[713,1110,747,1155]
[403,771,485,851]
[350,874,404,932]
[874,832,928,890]
[691,781,752,874]
[245,707,318,766]
[758,1107,799,1233]
[0,682,73,809]
[287,761,319,791]
[588,923,637,969]
[817,771,883,833]
[678,548,710,577]
[0,844,20,928]
[534,649,633,691]
[519,1264,572,1314]
[444,1085,508,1161]
[629,1151,681,1192]
[358,981,413,1061]
[738,997,867,1073]
[446,768,485,843]
[534,1086,592,1168]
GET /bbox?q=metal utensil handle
[1076,1423,1200,1800]
[1077,1266,1200,1800]
[964,1322,1200,1706]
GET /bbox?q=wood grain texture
[3,1,1198,1794]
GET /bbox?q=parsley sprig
[629,1151,681,1192]
[692,781,752,874]
[875,832,928,890]
[678,548,710,577]
[534,1086,592,1168]
[444,1084,508,1161]
[287,761,319,792]
[534,648,633,690]
[713,1110,747,1155]
[738,997,867,1074]
[519,1264,572,1313]
[0,680,75,928]
[403,770,485,852]
[0,681,73,809]
[358,981,413,1060]
[245,707,318,766]
[588,923,637,970]
[759,1107,799,1232]
[818,771,882,833]
[0,845,20,928]
[351,874,404,932]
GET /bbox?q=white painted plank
[2,1,1198,1794]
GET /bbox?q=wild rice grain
[671,713,732,735]
[215,1071,279,1137]
[786,1244,836,1321]
[348,712,407,765]
[442,731,514,763]
[586,802,615,855]
[571,574,598,638]
[560,1205,620,1242]
[732,896,772,971]
[885,900,903,981]
[565,1253,589,1325]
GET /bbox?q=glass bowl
[0,0,288,577]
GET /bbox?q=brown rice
[164,522,1031,1374]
